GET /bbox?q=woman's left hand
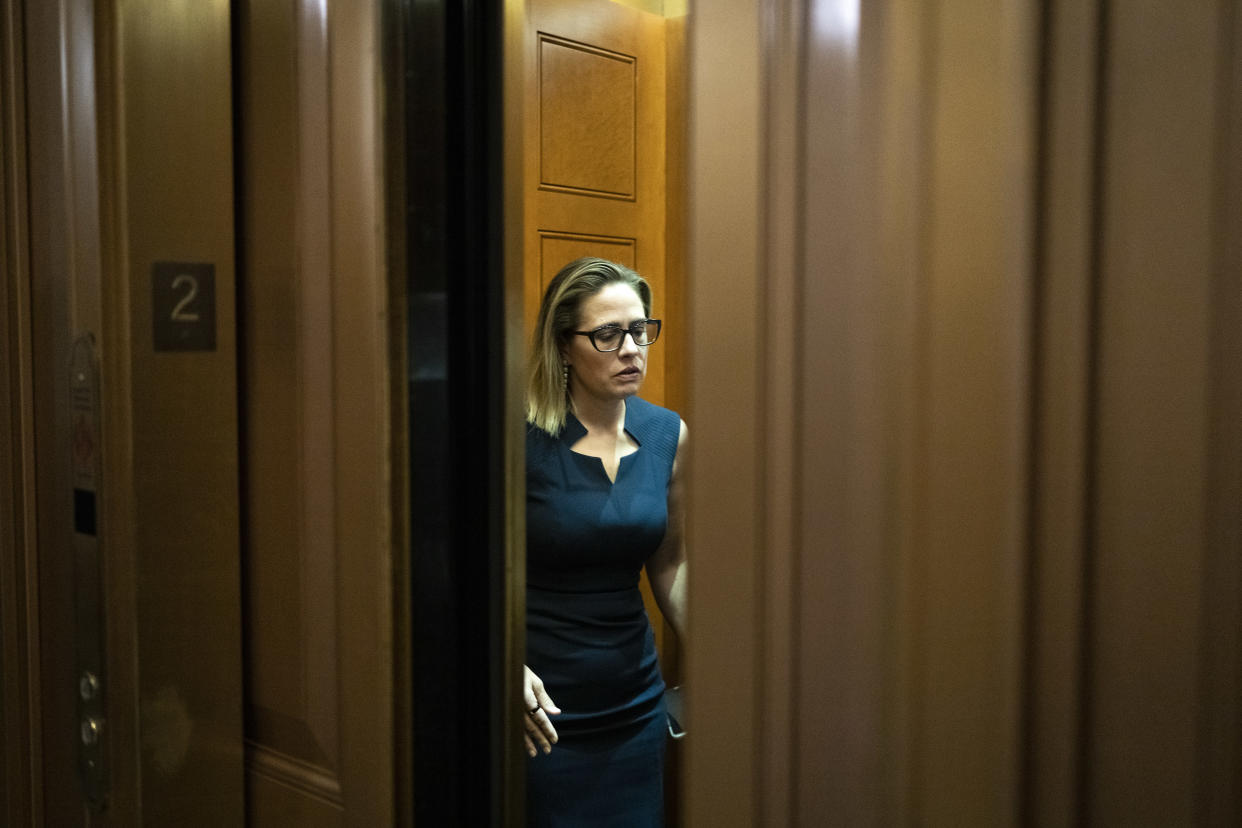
[523,664,561,757]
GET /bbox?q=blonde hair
[526,257,653,434]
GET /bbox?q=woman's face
[562,282,648,405]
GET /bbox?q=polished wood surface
[0,1,37,822]
[65,0,248,822]
[686,0,1241,825]
[523,0,668,409]
[236,1,344,821]
[237,0,397,824]
[2,0,399,822]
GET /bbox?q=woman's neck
[569,394,627,437]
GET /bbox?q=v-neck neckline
[569,448,636,485]
[564,408,640,485]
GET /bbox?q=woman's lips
[617,367,642,379]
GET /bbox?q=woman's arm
[647,419,688,641]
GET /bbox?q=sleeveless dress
[525,396,680,828]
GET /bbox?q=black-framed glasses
[571,319,662,352]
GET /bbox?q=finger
[530,708,558,745]
[524,733,537,758]
[523,680,542,712]
[524,709,553,754]
[533,685,561,715]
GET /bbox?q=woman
[523,257,688,827]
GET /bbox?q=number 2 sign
[153,262,216,351]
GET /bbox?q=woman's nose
[619,331,641,355]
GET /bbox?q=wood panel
[685,1,1242,826]
[236,1,342,819]
[0,0,38,822]
[539,36,637,198]
[538,231,636,287]
[524,0,667,408]
[22,0,97,820]
[96,0,244,822]
[236,0,397,824]
[1085,2,1228,822]
[683,0,764,824]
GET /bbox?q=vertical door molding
[1197,3,1242,823]
[504,2,530,825]
[684,0,765,826]
[1026,0,1103,822]
[237,0,347,817]
[238,0,398,822]
[1083,3,1228,822]
[754,0,802,825]
[326,1,396,824]
[687,1,1039,824]
[0,0,39,821]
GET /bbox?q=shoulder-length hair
[526,257,653,434]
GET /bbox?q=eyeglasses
[571,319,662,352]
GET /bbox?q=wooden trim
[755,2,800,825]
[326,1,396,824]
[503,1,528,825]
[662,13,687,420]
[685,1,765,826]
[687,2,1038,824]
[380,0,412,822]
[1196,1,1242,822]
[0,0,41,820]
[295,0,342,776]
[246,743,344,806]
[1026,0,1102,822]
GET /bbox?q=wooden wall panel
[523,0,666,414]
[1085,2,1227,823]
[686,1,1240,826]
[538,232,636,288]
[539,36,637,198]
[0,0,38,822]
[96,0,244,822]
[684,0,764,824]
[1197,6,1242,824]
[237,0,395,824]
[236,2,342,816]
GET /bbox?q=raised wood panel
[18,1,78,822]
[1086,2,1222,823]
[1026,0,1098,822]
[524,0,666,322]
[0,0,38,822]
[686,2,1242,826]
[237,1,342,814]
[539,36,636,198]
[537,230,636,297]
[237,0,395,823]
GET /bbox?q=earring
[562,362,569,390]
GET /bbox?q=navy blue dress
[526,396,680,828]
